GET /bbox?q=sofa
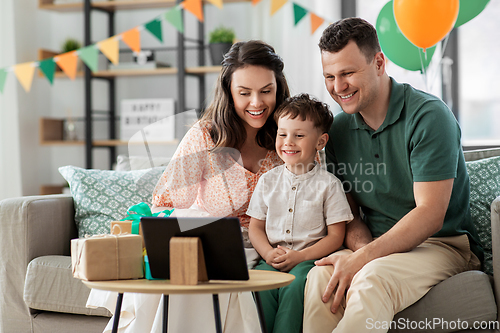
[0,149,499,333]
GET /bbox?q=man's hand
[315,251,366,313]
[271,245,305,272]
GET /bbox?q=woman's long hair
[200,40,290,151]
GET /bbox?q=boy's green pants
[254,259,316,333]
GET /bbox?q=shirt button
[375,154,380,158]
[286,230,291,234]
[292,186,296,191]
[289,208,293,213]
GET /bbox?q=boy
[247,93,353,333]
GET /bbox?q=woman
[88,40,290,333]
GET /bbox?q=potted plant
[208,26,235,65]
[61,38,82,54]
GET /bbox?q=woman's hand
[271,245,305,272]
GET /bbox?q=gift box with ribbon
[71,234,144,281]
[110,202,174,245]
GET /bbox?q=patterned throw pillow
[59,165,166,237]
[466,156,500,275]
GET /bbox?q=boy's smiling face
[276,115,328,175]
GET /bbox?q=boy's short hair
[274,93,334,133]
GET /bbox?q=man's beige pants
[303,235,481,333]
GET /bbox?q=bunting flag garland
[0,1,335,94]
[293,3,308,25]
[182,0,204,22]
[14,63,36,92]
[0,69,8,93]
[38,58,56,85]
[97,37,119,65]
[55,51,79,80]
[145,19,163,42]
[121,28,141,53]
[207,0,223,9]
[79,45,99,72]
[310,12,325,34]
[165,6,184,33]
[271,0,288,16]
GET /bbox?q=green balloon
[376,1,436,72]
[454,0,490,28]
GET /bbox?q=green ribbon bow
[121,202,174,234]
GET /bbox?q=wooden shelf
[38,0,251,12]
[93,66,222,77]
[41,139,178,146]
[186,66,222,74]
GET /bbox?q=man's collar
[349,77,404,132]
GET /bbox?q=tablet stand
[169,237,208,285]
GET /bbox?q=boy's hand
[264,247,286,266]
[271,245,305,272]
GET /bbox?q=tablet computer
[141,216,249,281]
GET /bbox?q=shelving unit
[38,0,249,172]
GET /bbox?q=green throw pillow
[466,156,500,275]
[59,165,166,237]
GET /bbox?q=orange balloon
[394,0,459,49]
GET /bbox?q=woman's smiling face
[230,65,277,132]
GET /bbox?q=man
[303,17,483,333]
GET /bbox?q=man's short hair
[318,17,381,63]
[274,93,334,134]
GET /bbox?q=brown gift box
[71,234,144,281]
[110,220,144,246]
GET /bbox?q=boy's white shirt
[246,163,353,251]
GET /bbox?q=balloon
[394,0,459,49]
[376,1,436,72]
[454,0,490,27]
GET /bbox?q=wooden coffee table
[83,269,295,333]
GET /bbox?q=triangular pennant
[310,12,325,34]
[270,0,287,16]
[182,0,203,22]
[79,45,99,72]
[121,27,141,53]
[98,37,119,65]
[14,62,36,92]
[145,19,163,43]
[0,69,7,93]
[165,5,184,33]
[207,0,223,9]
[55,51,78,80]
[293,3,308,25]
[252,0,262,5]
[38,58,56,85]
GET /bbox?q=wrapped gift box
[71,234,143,281]
[110,220,144,246]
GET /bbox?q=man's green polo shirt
[326,77,483,261]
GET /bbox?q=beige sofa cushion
[23,255,111,317]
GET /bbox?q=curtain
[0,0,23,200]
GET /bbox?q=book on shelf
[109,61,171,71]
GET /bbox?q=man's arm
[343,193,372,252]
[316,178,454,313]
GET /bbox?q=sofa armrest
[491,195,500,320]
[0,194,76,332]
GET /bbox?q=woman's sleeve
[152,123,209,208]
